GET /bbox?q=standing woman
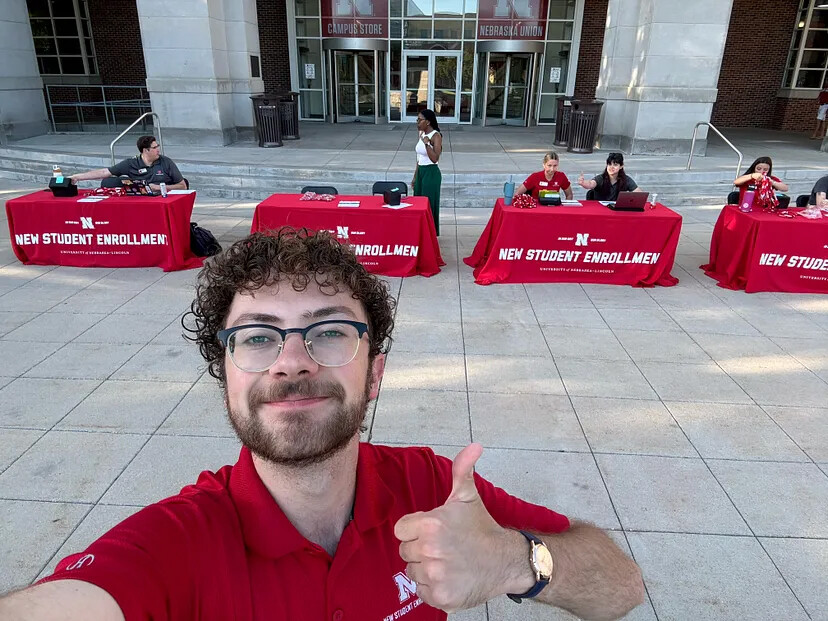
[412,109,443,235]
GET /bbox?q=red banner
[464,199,681,286]
[321,0,388,38]
[702,205,828,293]
[251,194,443,278]
[477,0,549,40]
[6,191,203,272]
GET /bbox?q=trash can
[277,92,300,140]
[251,94,283,147]
[566,100,604,154]
[553,96,574,147]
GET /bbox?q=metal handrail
[110,112,162,166]
[687,122,743,180]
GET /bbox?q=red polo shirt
[40,444,569,621]
[522,171,571,199]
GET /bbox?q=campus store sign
[477,0,549,39]
[321,0,388,37]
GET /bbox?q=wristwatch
[507,531,553,603]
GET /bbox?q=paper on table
[77,196,108,202]
[384,202,412,209]
[598,201,614,206]
[338,201,361,207]
[167,189,196,195]
[560,200,582,206]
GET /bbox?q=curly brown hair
[183,228,395,387]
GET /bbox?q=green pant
[414,164,441,236]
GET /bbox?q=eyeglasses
[150,144,160,150]
[217,320,370,372]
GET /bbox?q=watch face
[532,544,554,579]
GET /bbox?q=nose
[266,332,319,378]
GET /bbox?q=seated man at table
[69,135,187,194]
[807,174,828,206]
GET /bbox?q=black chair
[796,194,810,207]
[101,177,124,188]
[585,189,596,200]
[727,191,740,205]
[372,181,409,197]
[183,177,190,190]
[301,185,338,195]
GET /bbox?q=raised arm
[0,580,124,621]
[70,168,114,183]
[734,172,761,187]
[394,444,645,620]
[424,133,442,164]
[577,173,597,190]
[504,522,644,621]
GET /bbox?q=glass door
[333,51,376,123]
[484,53,532,126]
[505,55,530,126]
[402,51,461,124]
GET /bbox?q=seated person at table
[807,174,828,206]
[514,152,573,200]
[70,135,187,193]
[577,153,640,201]
[733,157,789,206]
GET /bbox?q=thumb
[447,443,483,503]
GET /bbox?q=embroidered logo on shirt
[392,572,418,603]
[66,554,95,570]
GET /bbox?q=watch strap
[507,530,550,603]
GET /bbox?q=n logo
[392,572,417,603]
[80,217,94,230]
[575,233,589,246]
[66,554,95,570]
[336,226,349,240]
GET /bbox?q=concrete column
[137,0,264,146]
[0,0,49,143]
[595,0,734,155]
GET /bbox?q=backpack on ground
[190,222,222,257]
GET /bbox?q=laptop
[607,191,649,211]
[121,179,155,196]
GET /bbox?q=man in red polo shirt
[515,151,573,200]
[0,229,644,621]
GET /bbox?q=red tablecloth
[6,190,203,272]
[251,194,444,277]
[701,205,828,293]
[464,199,681,286]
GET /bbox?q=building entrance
[401,50,462,124]
[323,39,387,123]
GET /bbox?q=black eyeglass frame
[217,319,370,370]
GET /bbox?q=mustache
[248,378,347,407]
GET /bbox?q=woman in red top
[515,151,573,200]
[733,157,789,205]
[811,81,828,140]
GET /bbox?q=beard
[226,372,373,469]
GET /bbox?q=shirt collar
[228,444,396,561]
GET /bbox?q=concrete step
[0,147,821,208]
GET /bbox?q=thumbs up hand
[393,444,529,612]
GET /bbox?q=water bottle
[649,193,658,209]
[503,175,515,206]
[740,184,756,213]
[159,182,167,197]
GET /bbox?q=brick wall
[712,0,799,128]
[257,0,292,93]
[573,0,607,100]
[775,97,818,131]
[88,0,146,86]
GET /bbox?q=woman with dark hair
[412,108,443,235]
[577,153,640,201]
[733,157,788,206]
